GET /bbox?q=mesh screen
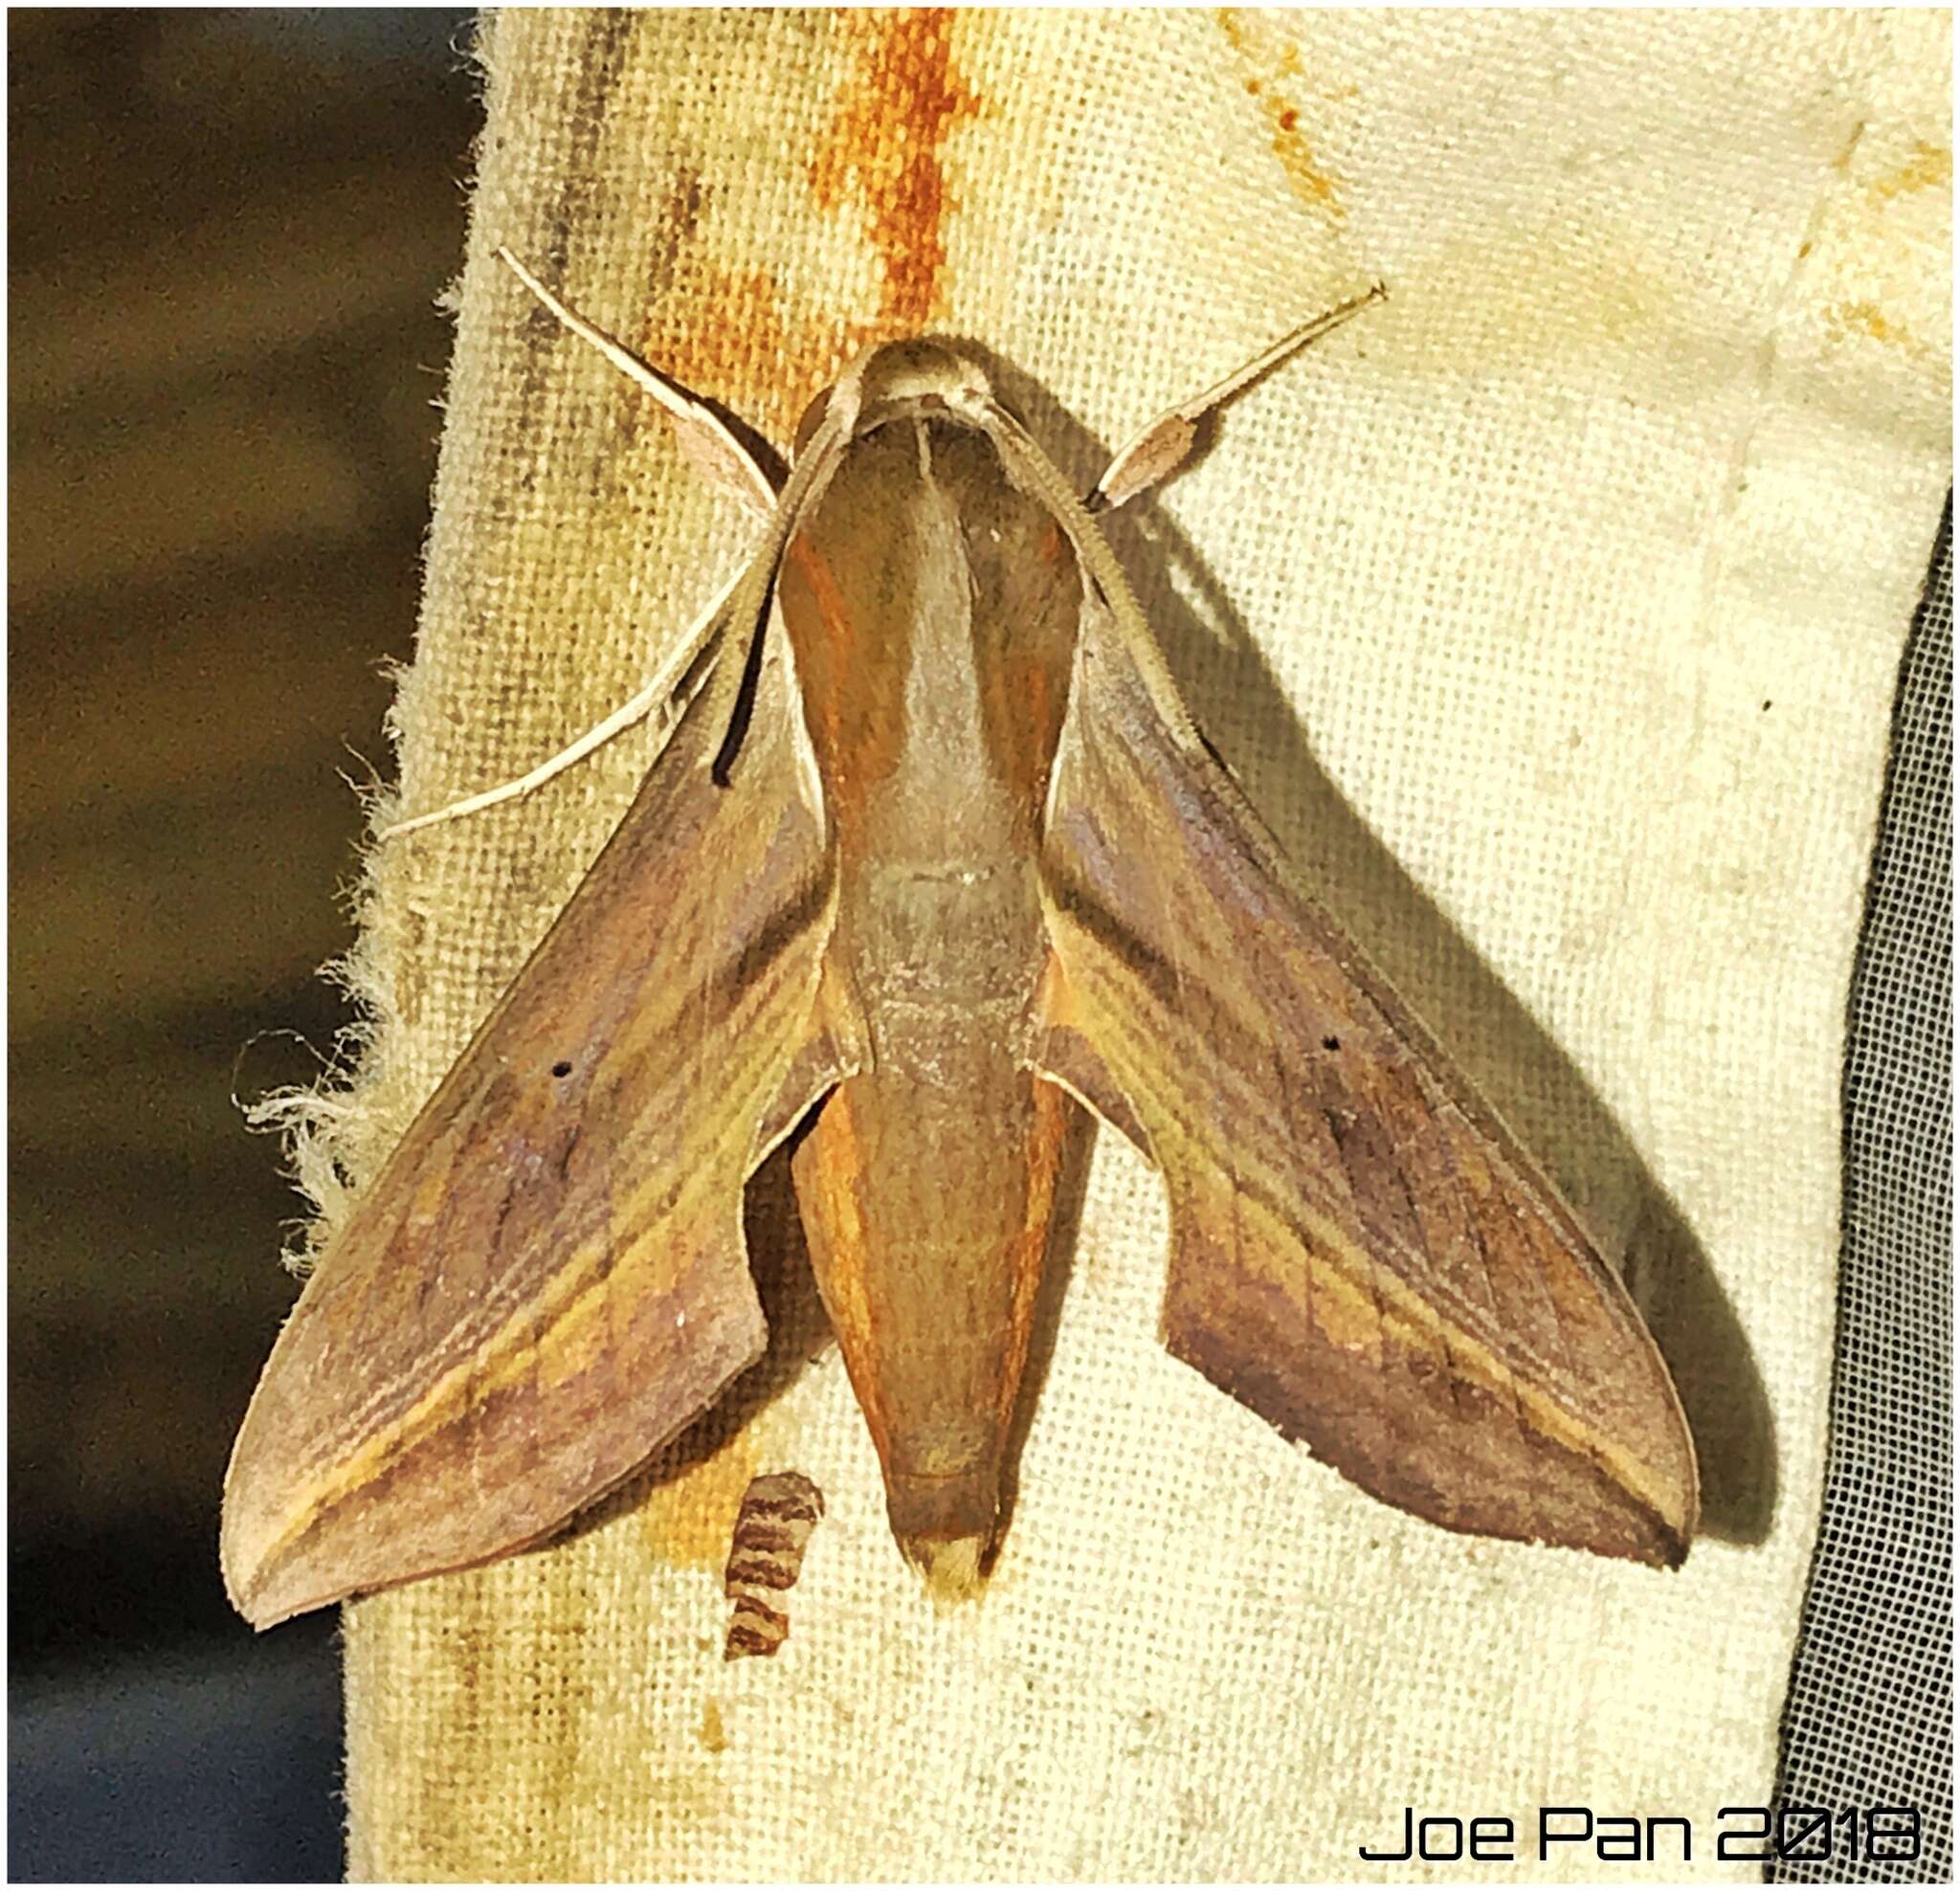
[1771,502,1953,1885]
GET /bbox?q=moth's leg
[1089,281,1386,512]
[497,247,779,516]
[377,566,742,838]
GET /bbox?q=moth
[724,1471,826,1659]
[221,252,1698,1630]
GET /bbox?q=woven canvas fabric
[302,10,1952,1880]
[1771,516,1952,1885]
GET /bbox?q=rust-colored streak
[634,13,984,453]
[995,519,1076,814]
[788,1081,887,1448]
[809,9,982,326]
[779,536,861,758]
[647,267,860,444]
[1003,1074,1071,1433]
[1214,7,1347,221]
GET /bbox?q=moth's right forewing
[222,625,846,1629]
[1036,598,1699,1568]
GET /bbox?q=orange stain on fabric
[809,8,983,326]
[1824,298,1932,360]
[650,267,862,442]
[1837,300,1899,344]
[1871,140,1950,202]
[1214,8,1346,220]
[638,1427,759,1568]
[637,14,985,456]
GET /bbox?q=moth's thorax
[777,412,1080,881]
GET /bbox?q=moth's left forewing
[1026,541,1699,1567]
[222,608,850,1629]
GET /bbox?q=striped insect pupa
[724,1472,825,1659]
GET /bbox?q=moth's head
[792,338,998,457]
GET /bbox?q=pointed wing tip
[1636,1443,1698,1569]
[1652,1525,1692,1571]
[1585,1408,1698,1570]
[220,1545,310,1633]
[221,1511,446,1630]
[228,1582,309,1634]
[220,1505,320,1632]
[1164,1314,1700,1570]
[1646,1479,1698,1571]
[221,1438,368,1630]
[221,1435,304,1629]
[1544,1490,1694,1570]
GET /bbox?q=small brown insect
[724,1472,826,1660]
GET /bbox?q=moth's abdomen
[791,1040,1070,1591]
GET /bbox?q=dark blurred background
[10,10,477,1878]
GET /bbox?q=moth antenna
[1091,279,1388,511]
[495,245,781,516]
[378,566,743,838]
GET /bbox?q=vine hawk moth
[221,258,1698,1629]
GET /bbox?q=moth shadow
[963,337,1775,1551]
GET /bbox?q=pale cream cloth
[292,9,1950,1880]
